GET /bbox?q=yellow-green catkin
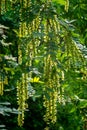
[0,0,8,18]
[43,15,61,127]
[16,1,27,126]
[0,0,9,95]
[0,74,8,95]
[17,0,41,126]
[43,56,59,125]
[64,32,85,69]
[0,0,1,14]
[17,74,28,126]
[65,0,69,12]
[0,75,4,95]
[17,0,40,125]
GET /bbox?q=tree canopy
[0,0,87,130]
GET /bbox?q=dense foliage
[0,0,87,130]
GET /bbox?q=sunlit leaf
[0,125,6,128]
[30,77,44,83]
[79,99,87,108]
[0,102,11,105]
[52,0,65,5]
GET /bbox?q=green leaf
[69,107,76,113]
[44,92,50,100]
[79,99,87,108]
[0,125,6,128]
[52,0,65,5]
[0,102,11,106]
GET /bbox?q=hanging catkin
[43,17,61,125]
[0,0,9,95]
[17,0,41,126]
[43,56,60,124]
[16,0,29,126]
[65,0,69,12]
[0,0,1,14]
[0,75,4,95]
